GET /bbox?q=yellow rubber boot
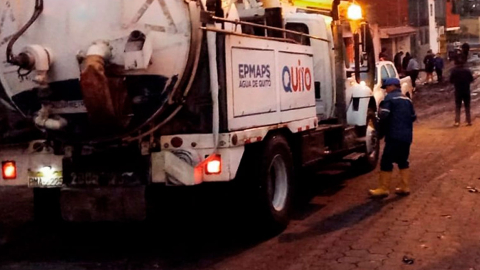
[395,168,411,195]
[369,171,391,197]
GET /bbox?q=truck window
[381,66,389,82]
[241,17,268,37]
[386,64,397,78]
[285,23,311,46]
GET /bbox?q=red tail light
[2,161,17,180]
[205,155,222,175]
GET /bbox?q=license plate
[50,100,87,114]
[28,170,63,187]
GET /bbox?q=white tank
[0,0,197,142]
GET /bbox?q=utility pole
[332,0,346,124]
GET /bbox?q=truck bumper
[60,186,146,222]
[151,146,245,185]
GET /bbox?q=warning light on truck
[206,155,222,175]
[2,161,17,180]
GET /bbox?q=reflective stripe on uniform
[393,96,412,102]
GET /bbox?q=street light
[347,3,362,20]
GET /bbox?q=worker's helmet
[381,78,401,89]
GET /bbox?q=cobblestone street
[2,82,480,270]
[220,108,480,270]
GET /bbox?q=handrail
[6,0,44,66]
[210,15,330,43]
[201,27,301,44]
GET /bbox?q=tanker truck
[0,0,379,229]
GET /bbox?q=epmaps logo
[238,64,272,88]
[282,60,312,92]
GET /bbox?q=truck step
[355,137,367,143]
[315,123,344,131]
[342,152,365,161]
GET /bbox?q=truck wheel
[240,135,294,232]
[357,109,380,172]
[33,188,62,223]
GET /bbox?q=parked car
[365,61,414,109]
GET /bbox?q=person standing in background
[423,50,435,84]
[406,56,420,90]
[450,56,474,127]
[379,47,389,61]
[462,42,470,59]
[447,43,454,61]
[402,52,412,73]
[394,51,404,73]
[434,53,444,83]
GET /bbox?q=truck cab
[283,11,376,125]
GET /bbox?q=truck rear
[0,0,378,230]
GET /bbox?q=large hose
[80,55,117,126]
[79,42,132,131]
[73,0,203,144]
[207,30,220,151]
[6,0,44,66]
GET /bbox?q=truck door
[380,65,389,86]
[385,63,398,78]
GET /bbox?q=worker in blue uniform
[370,78,417,197]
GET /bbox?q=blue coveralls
[378,89,417,172]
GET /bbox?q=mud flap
[60,187,146,222]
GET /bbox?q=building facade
[409,0,431,63]
[435,0,461,56]
[360,0,416,62]
[446,0,461,31]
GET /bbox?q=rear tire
[237,134,294,232]
[33,188,62,223]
